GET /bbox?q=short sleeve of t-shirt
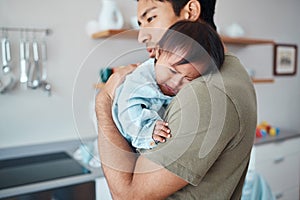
[139,77,240,186]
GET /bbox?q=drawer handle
[273,157,284,164]
[275,192,283,199]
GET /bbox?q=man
[95,0,257,199]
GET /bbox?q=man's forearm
[95,91,138,193]
[95,89,188,200]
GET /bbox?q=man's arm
[95,66,188,200]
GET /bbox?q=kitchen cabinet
[95,177,112,200]
[91,29,275,84]
[254,131,300,200]
[1,181,96,200]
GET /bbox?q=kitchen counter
[254,129,300,146]
[1,130,299,199]
[0,138,103,199]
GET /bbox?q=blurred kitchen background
[0,0,299,160]
[0,0,300,199]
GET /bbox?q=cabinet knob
[275,192,283,199]
[273,156,285,164]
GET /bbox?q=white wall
[0,0,299,148]
[0,0,146,148]
[215,0,300,131]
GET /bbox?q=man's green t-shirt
[140,53,257,199]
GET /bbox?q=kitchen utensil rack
[1,27,52,36]
[0,27,52,95]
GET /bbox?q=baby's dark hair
[157,20,224,74]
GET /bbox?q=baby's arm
[152,120,172,143]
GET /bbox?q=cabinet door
[256,154,299,193]
[95,177,112,200]
[255,138,300,200]
[255,138,300,164]
[273,187,299,200]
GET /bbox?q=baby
[112,20,224,149]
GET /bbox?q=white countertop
[254,129,300,146]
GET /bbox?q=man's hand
[100,64,138,100]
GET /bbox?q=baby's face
[155,53,201,96]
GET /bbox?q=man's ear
[182,0,201,21]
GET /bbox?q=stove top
[0,152,90,190]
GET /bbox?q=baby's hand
[152,120,171,143]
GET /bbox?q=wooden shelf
[91,29,138,39]
[91,29,275,45]
[221,36,275,45]
[252,78,274,83]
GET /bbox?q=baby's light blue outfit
[112,59,172,149]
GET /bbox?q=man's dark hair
[165,0,216,31]
[137,0,217,30]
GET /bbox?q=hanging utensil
[1,38,8,73]
[27,62,35,88]
[0,33,16,94]
[41,81,51,96]
[39,38,52,96]
[1,38,7,66]
[33,40,40,87]
[19,39,28,83]
[1,37,11,74]
[5,38,11,62]
[40,40,47,81]
[27,40,40,89]
[25,39,30,61]
[0,72,16,94]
